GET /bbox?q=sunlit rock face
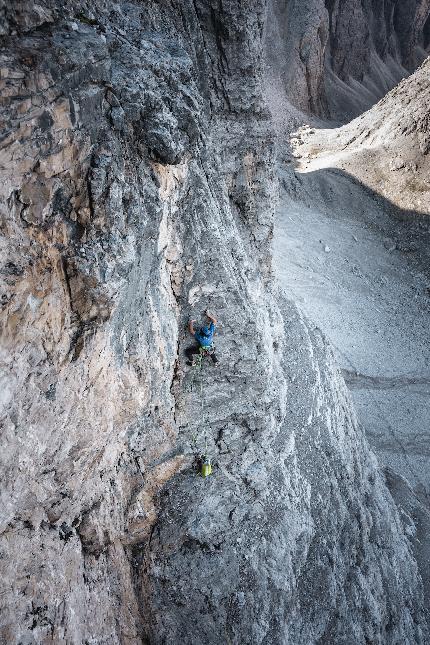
[291,56,430,212]
[0,1,428,643]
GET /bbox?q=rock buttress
[0,1,427,643]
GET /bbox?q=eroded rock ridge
[266,0,430,120]
[0,1,428,643]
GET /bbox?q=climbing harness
[192,343,216,369]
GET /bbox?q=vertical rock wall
[0,1,428,643]
[265,0,430,120]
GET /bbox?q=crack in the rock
[342,369,430,390]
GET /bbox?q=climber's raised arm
[188,319,196,335]
[205,309,217,325]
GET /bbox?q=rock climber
[185,310,218,366]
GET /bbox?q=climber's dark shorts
[185,344,218,365]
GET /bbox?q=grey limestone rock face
[142,295,428,645]
[0,1,428,643]
[265,0,430,120]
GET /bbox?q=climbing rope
[190,348,212,477]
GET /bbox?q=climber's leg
[210,352,218,365]
[185,345,200,365]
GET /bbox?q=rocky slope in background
[291,58,430,216]
[265,0,430,121]
[0,1,429,644]
[274,55,430,631]
[281,58,430,463]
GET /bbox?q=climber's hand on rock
[205,310,217,324]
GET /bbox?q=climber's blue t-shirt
[194,322,216,347]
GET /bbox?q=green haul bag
[201,455,212,478]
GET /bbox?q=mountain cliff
[0,1,429,643]
[265,0,430,120]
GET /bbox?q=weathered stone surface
[0,1,428,644]
[141,294,428,645]
[291,57,430,217]
[275,54,430,641]
[265,0,430,120]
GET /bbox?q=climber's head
[200,326,210,337]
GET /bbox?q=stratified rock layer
[265,0,430,120]
[0,2,428,643]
